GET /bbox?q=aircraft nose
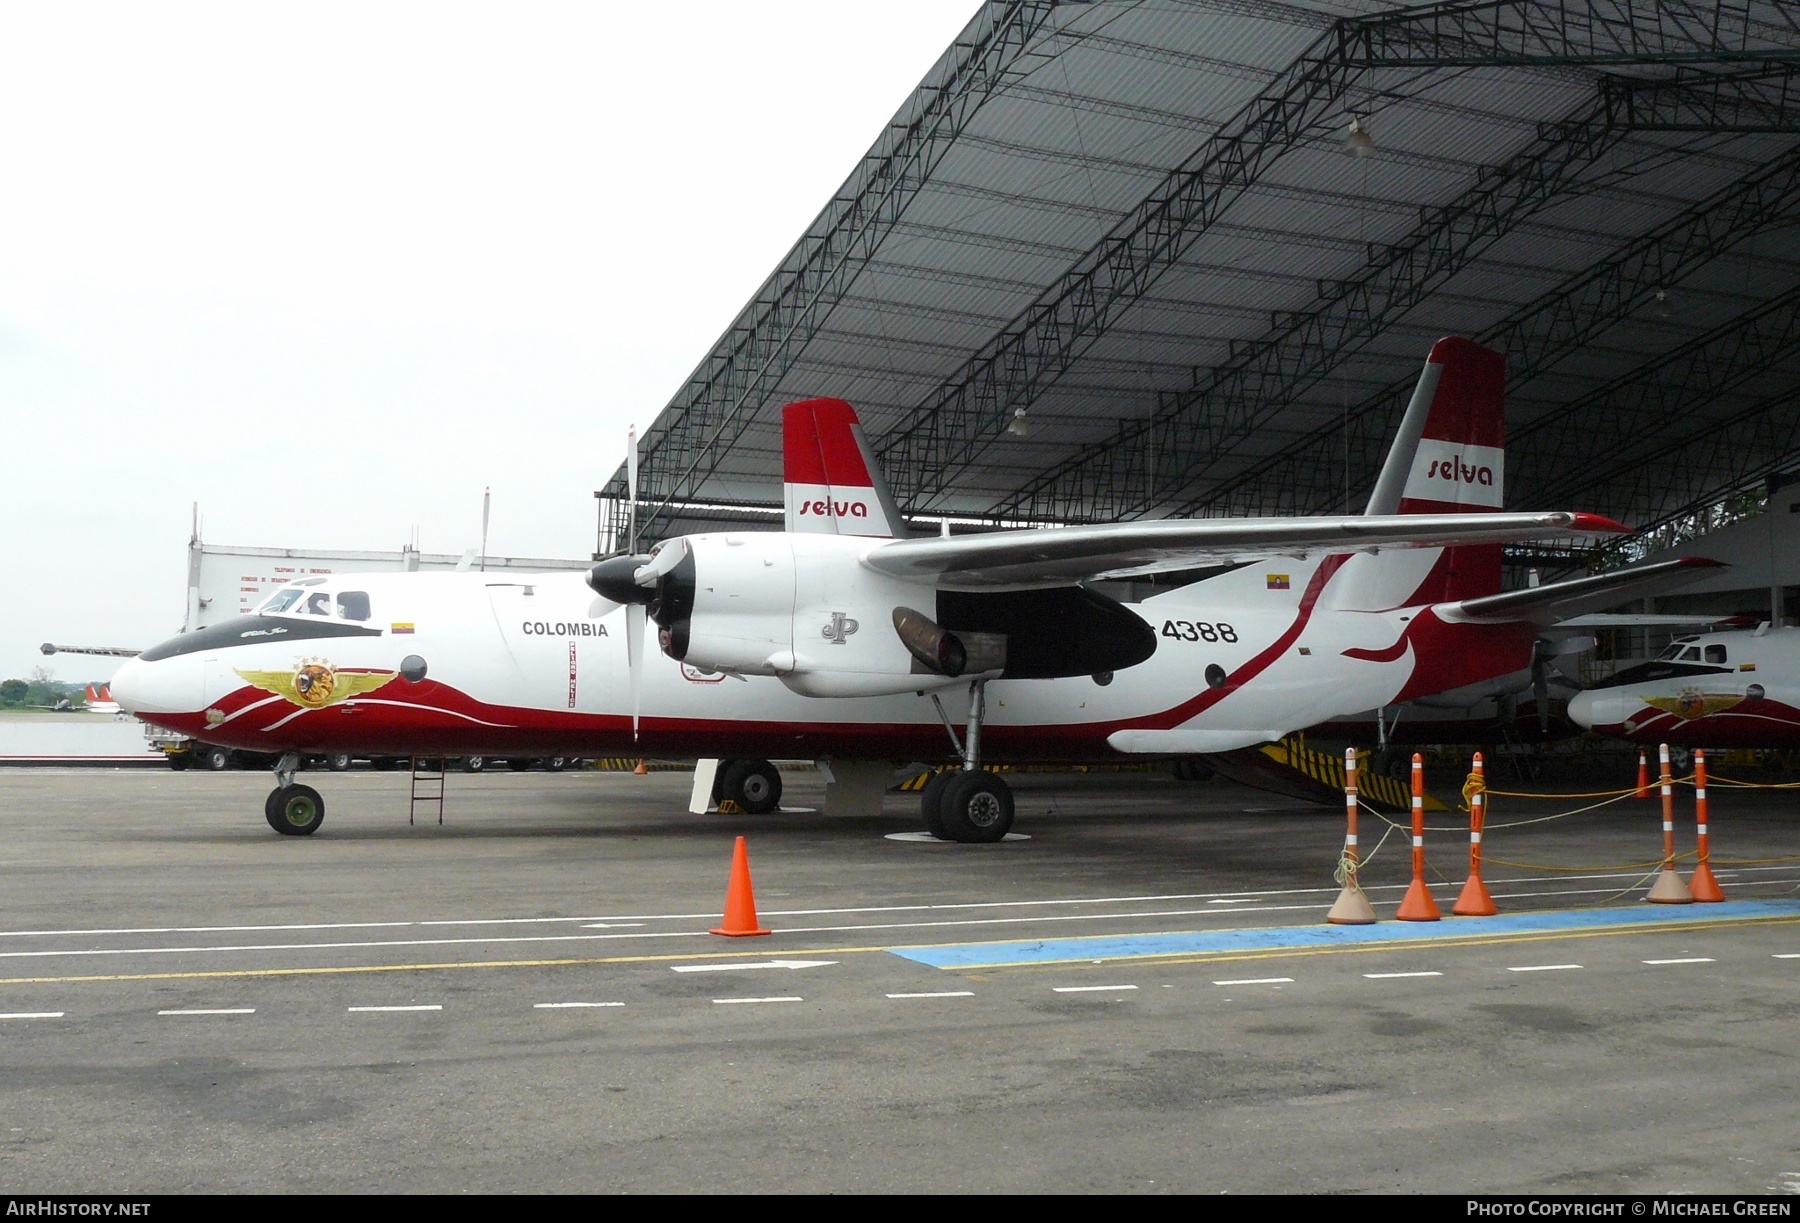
[1567,688,1605,730]
[110,653,191,716]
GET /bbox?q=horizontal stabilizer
[862,511,1625,590]
[1436,557,1726,625]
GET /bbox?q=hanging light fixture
[1344,116,1374,158]
[1653,287,1673,318]
[1005,406,1030,438]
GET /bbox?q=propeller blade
[627,602,645,738]
[626,425,638,553]
[1532,641,1552,735]
[634,537,688,586]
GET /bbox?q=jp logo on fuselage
[822,612,859,645]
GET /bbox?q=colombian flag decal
[1266,574,1290,591]
[390,623,416,635]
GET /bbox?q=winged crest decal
[235,659,399,709]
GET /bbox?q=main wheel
[543,756,569,772]
[461,756,486,773]
[267,784,325,836]
[720,758,782,815]
[919,770,957,839]
[201,745,233,771]
[325,752,352,772]
[937,772,1014,843]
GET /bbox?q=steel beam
[1179,139,1800,519]
[615,1,1063,543]
[1514,282,1800,508]
[992,67,1800,524]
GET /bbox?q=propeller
[1530,638,1552,736]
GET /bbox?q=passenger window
[1704,644,1726,664]
[337,591,371,622]
[305,592,331,616]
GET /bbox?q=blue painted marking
[888,899,1800,969]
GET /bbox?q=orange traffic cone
[633,758,649,775]
[1689,749,1725,903]
[710,836,772,937]
[1452,752,1497,917]
[1395,753,1442,921]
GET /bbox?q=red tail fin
[782,398,901,537]
[1396,338,1505,602]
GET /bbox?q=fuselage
[110,552,1534,764]
[1568,626,1800,748]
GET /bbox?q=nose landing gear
[264,751,326,836]
[921,679,1014,843]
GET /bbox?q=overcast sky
[0,1,982,682]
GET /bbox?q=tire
[267,784,325,836]
[543,756,568,773]
[325,752,352,772]
[919,770,957,839]
[168,755,189,772]
[201,745,233,772]
[506,758,534,772]
[720,758,782,815]
[461,756,486,774]
[1172,758,1215,782]
[937,772,1014,843]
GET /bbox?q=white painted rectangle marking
[534,1002,624,1009]
[712,996,802,1005]
[1642,958,1715,966]
[1771,953,1800,959]
[158,1008,255,1016]
[1506,964,1582,973]
[0,1011,63,1019]
[886,991,974,999]
[1212,977,1293,986]
[1363,971,1443,979]
[1052,984,1138,993]
[347,1004,443,1012]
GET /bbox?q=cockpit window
[1704,644,1727,664]
[304,592,332,616]
[336,591,371,622]
[261,588,305,614]
[1679,646,1701,662]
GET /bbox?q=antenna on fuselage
[480,487,490,574]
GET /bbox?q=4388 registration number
[1160,620,1237,643]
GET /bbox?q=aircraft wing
[1435,557,1726,625]
[860,512,1625,590]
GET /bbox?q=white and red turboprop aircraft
[116,338,1692,841]
[1569,625,1800,747]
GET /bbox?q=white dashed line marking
[1642,958,1715,966]
[886,991,974,999]
[1053,985,1138,993]
[1771,953,1800,959]
[158,1008,255,1016]
[0,1012,63,1019]
[1506,964,1583,973]
[712,997,802,1005]
[1212,977,1293,986]
[534,1002,624,1009]
[1363,971,1443,979]
[347,1005,442,1013]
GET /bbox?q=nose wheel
[264,751,325,836]
[265,784,325,835]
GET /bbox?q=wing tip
[1568,512,1629,534]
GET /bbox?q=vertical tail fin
[782,398,904,537]
[1377,338,1505,604]
[1336,338,1507,609]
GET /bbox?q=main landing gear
[265,752,325,836]
[920,679,1014,843]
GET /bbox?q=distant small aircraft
[1569,625,1800,747]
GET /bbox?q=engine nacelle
[640,532,1157,697]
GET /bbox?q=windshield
[255,586,372,621]
[260,588,305,614]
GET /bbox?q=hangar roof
[603,0,1800,575]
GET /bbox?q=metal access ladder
[408,756,445,825]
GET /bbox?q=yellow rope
[1479,851,1694,873]
[1704,772,1800,790]
[1459,771,1485,812]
